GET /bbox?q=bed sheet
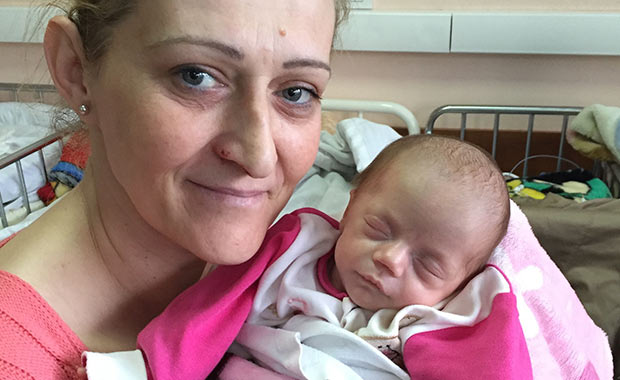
[0,205,50,242]
[0,102,62,203]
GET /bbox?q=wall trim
[2,7,619,56]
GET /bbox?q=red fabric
[0,235,15,249]
[37,182,57,205]
[316,247,347,300]
[0,270,87,380]
[403,293,533,380]
[137,212,303,380]
[60,131,90,169]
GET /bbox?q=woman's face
[86,0,335,264]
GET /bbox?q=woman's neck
[0,167,204,352]
[75,167,204,349]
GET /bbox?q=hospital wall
[0,0,619,129]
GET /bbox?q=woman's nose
[214,94,277,178]
[373,244,408,278]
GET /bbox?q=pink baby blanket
[488,201,613,379]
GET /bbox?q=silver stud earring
[79,104,89,115]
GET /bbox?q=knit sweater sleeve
[0,270,87,380]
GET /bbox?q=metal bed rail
[0,82,58,103]
[0,133,63,228]
[322,98,420,135]
[426,105,583,178]
[1,83,62,228]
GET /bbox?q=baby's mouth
[359,273,385,294]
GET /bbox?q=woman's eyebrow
[283,58,331,74]
[146,36,244,60]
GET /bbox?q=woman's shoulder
[0,189,87,286]
[0,195,89,379]
[0,270,87,380]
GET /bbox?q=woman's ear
[43,16,89,112]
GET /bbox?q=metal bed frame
[0,82,58,103]
[0,83,62,228]
[321,98,420,135]
[0,134,63,228]
[426,104,620,197]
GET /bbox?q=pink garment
[316,247,347,299]
[238,209,532,379]
[404,292,531,380]
[136,204,612,379]
[0,235,15,248]
[137,208,534,379]
[137,212,303,380]
[0,270,87,380]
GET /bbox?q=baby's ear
[340,189,356,224]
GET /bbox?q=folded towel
[566,129,615,161]
[314,117,402,179]
[569,104,620,162]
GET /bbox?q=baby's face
[333,167,489,311]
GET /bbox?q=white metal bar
[0,191,7,228]
[321,98,420,135]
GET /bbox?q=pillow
[0,102,63,203]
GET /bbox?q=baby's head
[331,134,510,311]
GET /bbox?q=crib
[1,83,618,375]
[426,104,620,196]
[0,83,65,231]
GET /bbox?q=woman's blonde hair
[48,0,350,65]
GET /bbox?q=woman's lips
[206,185,266,198]
[188,180,268,206]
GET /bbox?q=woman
[0,0,348,378]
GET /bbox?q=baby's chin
[348,291,437,311]
[348,292,395,311]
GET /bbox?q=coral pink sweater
[0,270,87,380]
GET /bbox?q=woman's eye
[176,67,218,90]
[279,87,318,105]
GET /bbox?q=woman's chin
[193,231,265,266]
